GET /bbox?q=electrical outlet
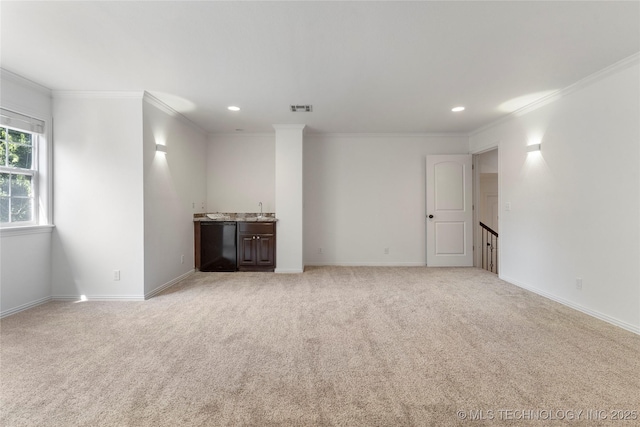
[384,247,389,255]
[114,270,120,281]
[576,278,582,290]
[181,255,185,264]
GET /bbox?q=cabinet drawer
[238,222,274,234]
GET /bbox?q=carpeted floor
[1,267,639,426]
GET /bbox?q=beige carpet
[1,267,639,426]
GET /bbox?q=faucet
[258,201,263,218]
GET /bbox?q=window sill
[0,224,55,237]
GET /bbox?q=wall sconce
[526,143,541,152]
[156,144,167,153]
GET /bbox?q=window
[0,125,38,225]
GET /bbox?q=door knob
[428,215,434,219]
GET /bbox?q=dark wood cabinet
[237,222,276,271]
[194,221,202,269]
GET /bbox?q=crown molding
[142,91,207,136]
[209,132,275,139]
[143,91,178,115]
[50,90,206,136]
[306,132,469,139]
[51,90,145,99]
[0,68,52,96]
[209,131,470,139]
[273,124,307,131]
[470,52,640,137]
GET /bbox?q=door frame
[472,146,500,271]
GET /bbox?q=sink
[207,213,230,220]
[242,216,274,222]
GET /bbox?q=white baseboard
[49,271,196,302]
[304,262,425,267]
[275,268,304,274]
[0,296,52,319]
[3,271,195,315]
[501,275,640,335]
[145,270,195,299]
[51,295,145,302]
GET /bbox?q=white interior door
[426,155,473,266]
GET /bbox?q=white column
[273,124,305,273]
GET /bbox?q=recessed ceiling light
[227,106,240,111]
[451,106,465,112]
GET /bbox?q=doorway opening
[473,149,499,274]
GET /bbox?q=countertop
[194,213,277,222]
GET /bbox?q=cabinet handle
[252,236,256,239]
[257,236,260,239]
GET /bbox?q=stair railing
[479,222,498,274]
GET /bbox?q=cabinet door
[237,235,256,266]
[194,222,201,269]
[255,234,275,266]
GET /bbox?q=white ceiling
[1,1,639,134]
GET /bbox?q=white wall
[207,133,275,214]
[0,70,53,317]
[51,94,145,299]
[470,59,640,333]
[143,96,207,297]
[477,149,498,174]
[206,132,468,267]
[304,134,469,266]
[1,228,52,316]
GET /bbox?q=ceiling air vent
[290,105,313,112]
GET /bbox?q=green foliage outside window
[0,126,34,223]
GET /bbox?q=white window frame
[0,118,41,227]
